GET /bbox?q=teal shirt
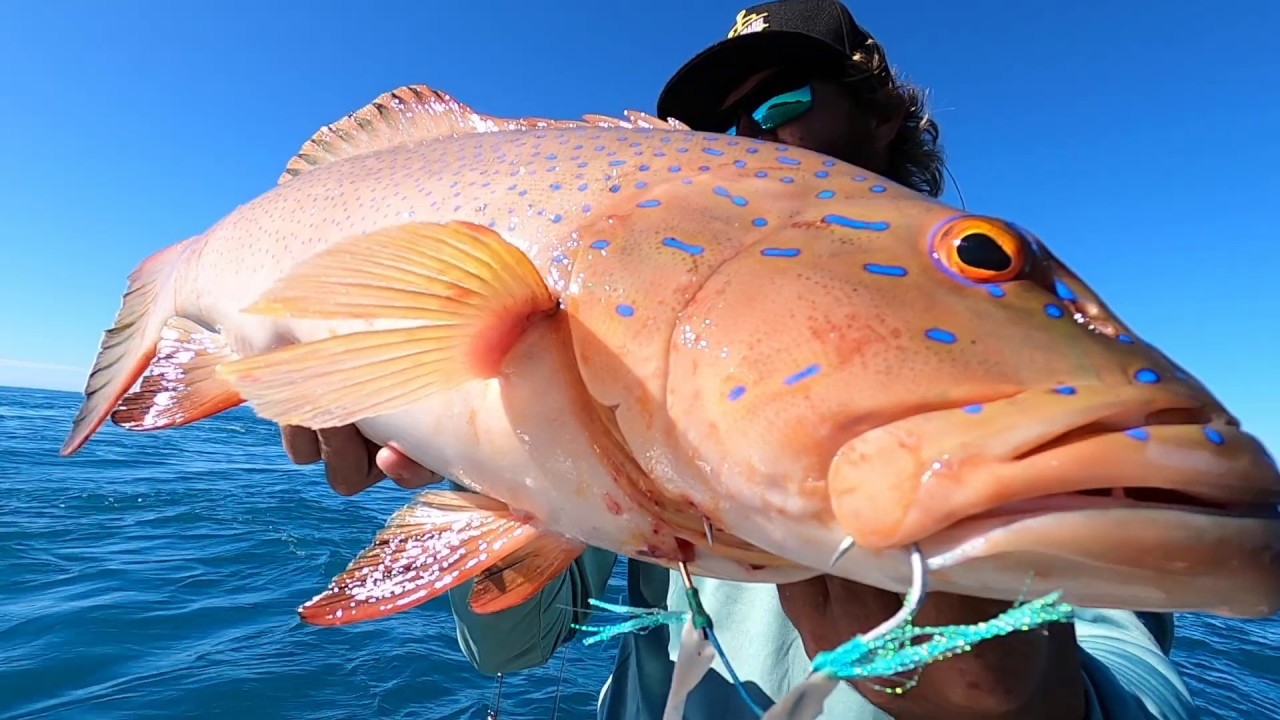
[447,548,1199,719]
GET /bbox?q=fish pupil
[956,233,1012,272]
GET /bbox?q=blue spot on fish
[662,237,704,255]
[987,285,1007,298]
[863,263,907,277]
[1054,385,1077,395]
[637,199,661,208]
[1054,279,1078,302]
[870,185,886,193]
[590,239,610,249]
[755,170,768,178]
[639,164,650,171]
[703,147,724,156]
[669,165,682,173]
[550,213,563,223]
[781,176,795,184]
[816,170,829,178]
[823,159,836,167]
[779,156,801,166]
[636,181,648,189]
[1117,334,1135,344]
[1044,303,1065,318]
[816,190,835,199]
[732,196,748,206]
[728,385,746,401]
[550,182,562,191]
[784,364,821,386]
[609,160,626,167]
[823,214,890,231]
[1204,427,1225,445]
[609,184,621,193]
[1134,368,1161,384]
[1125,428,1150,441]
[925,328,957,344]
[761,247,800,258]
[616,304,635,317]
[963,404,983,414]
[734,159,747,168]
[578,183,588,191]
[746,146,759,154]
[752,217,768,227]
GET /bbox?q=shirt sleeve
[1074,609,1200,720]
[445,545,618,675]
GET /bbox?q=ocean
[1,385,1276,719]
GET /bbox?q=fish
[60,84,1280,627]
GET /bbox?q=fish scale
[63,84,1280,627]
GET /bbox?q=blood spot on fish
[728,385,746,401]
[863,263,907,277]
[1204,427,1226,445]
[674,538,697,564]
[925,328,958,344]
[822,214,890,232]
[616,304,636,318]
[1125,428,1151,441]
[603,494,624,516]
[761,247,801,258]
[783,364,821,386]
[663,237,704,255]
[1134,368,1161,384]
[1044,303,1065,318]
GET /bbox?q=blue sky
[0,1,1276,445]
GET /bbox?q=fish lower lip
[826,383,1280,550]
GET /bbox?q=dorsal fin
[279,84,692,184]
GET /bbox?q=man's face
[720,68,891,174]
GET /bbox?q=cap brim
[656,31,852,132]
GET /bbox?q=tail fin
[60,240,191,456]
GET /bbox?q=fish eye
[931,216,1028,283]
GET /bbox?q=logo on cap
[727,9,769,38]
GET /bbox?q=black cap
[656,0,879,132]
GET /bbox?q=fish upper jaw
[825,382,1280,551]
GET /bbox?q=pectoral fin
[216,220,557,429]
[298,490,573,627]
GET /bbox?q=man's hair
[840,38,945,198]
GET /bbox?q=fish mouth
[826,383,1280,612]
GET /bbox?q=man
[280,1,1199,717]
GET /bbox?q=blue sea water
[0,384,1276,719]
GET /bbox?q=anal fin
[468,533,586,615]
[298,490,563,626]
[111,317,243,430]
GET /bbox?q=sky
[0,1,1276,444]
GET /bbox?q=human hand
[279,425,439,495]
[777,576,1085,720]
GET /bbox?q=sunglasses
[725,84,814,136]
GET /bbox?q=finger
[376,444,442,489]
[279,425,321,465]
[317,425,385,496]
